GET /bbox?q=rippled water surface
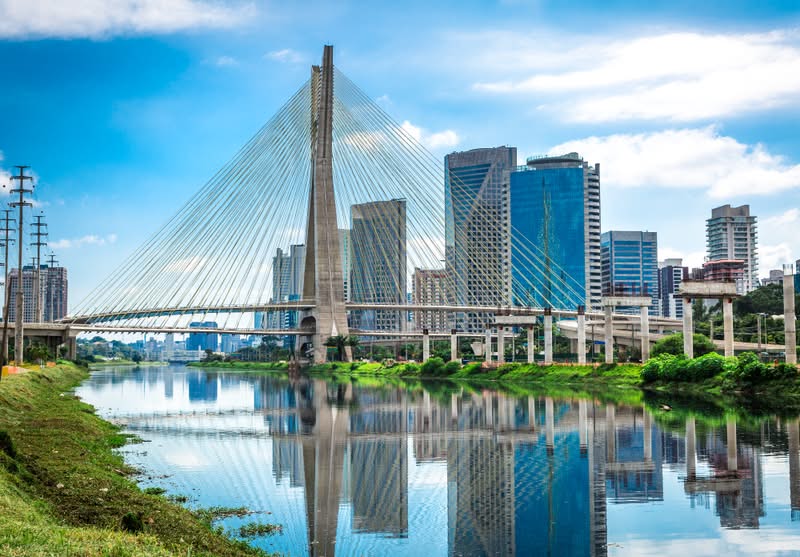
[76,365,800,556]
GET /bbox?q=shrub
[420,357,446,376]
[640,359,661,383]
[729,351,769,384]
[400,363,420,374]
[497,363,520,375]
[773,362,799,380]
[651,333,715,358]
[686,352,727,381]
[0,431,16,459]
[443,360,462,374]
[461,363,483,375]
[121,512,144,533]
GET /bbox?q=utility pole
[0,209,16,367]
[46,253,58,323]
[30,213,47,323]
[9,166,33,364]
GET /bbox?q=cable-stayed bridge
[57,45,691,363]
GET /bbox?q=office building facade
[706,204,758,293]
[6,265,68,323]
[509,152,601,311]
[658,258,687,318]
[445,147,516,332]
[601,231,659,314]
[350,199,407,331]
[412,267,449,332]
[186,321,219,351]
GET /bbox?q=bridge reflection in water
[78,366,800,557]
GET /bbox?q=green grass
[0,363,272,557]
[188,361,288,372]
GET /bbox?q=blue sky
[1,0,800,307]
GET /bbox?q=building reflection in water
[101,368,798,557]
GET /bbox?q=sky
[1,0,799,309]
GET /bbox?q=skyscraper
[412,267,449,332]
[266,244,305,330]
[509,153,601,311]
[445,147,516,332]
[601,231,659,314]
[42,265,68,322]
[350,199,407,331]
[706,204,758,293]
[658,258,687,318]
[339,228,351,302]
[6,267,38,323]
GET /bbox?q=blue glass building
[509,153,601,310]
[601,231,659,314]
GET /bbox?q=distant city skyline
[1,1,799,308]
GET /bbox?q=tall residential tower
[706,204,758,293]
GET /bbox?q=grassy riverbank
[188,361,288,371]
[89,360,168,367]
[0,362,270,557]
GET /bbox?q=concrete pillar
[485,329,492,364]
[577,306,587,364]
[640,305,650,362]
[451,393,459,422]
[683,297,694,358]
[723,297,734,358]
[68,336,77,360]
[727,417,738,472]
[450,329,458,362]
[604,305,614,364]
[579,399,587,454]
[686,416,696,480]
[527,326,535,364]
[497,326,505,364]
[422,329,430,362]
[545,397,554,455]
[785,268,797,365]
[643,408,652,461]
[544,308,553,365]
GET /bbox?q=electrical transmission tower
[0,209,15,366]
[31,213,48,323]
[8,166,33,364]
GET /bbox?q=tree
[651,333,715,358]
[324,335,359,361]
[26,342,50,364]
[131,352,143,363]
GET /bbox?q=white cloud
[213,55,238,67]
[473,30,800,122]
[163,255,207,273]
[658,247,705,270]
[400,120,460,150]
[759,208,800,275]
[0,0,255,39]
[50,233,117,250]
[265,48,304,64]
[549,126,800,198]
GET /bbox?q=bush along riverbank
[188,360,289,371]
[0,361,273,557]
[308,358,643,386]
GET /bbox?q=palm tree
[324,335,359,362]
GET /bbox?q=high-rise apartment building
[658,258,687,318]
[601,231,659,314]
[509,153,601,311]
[6,265,68,323]
[412,267,449,332]
[350,199,407,331]
[706,204,758,293]
[186,321,219,351]
[445,147,516,332]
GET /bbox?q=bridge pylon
[301,45,350,363]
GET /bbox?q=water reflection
[77,365,800,557]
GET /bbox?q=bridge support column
[422,329,430,362]
[543,309,553,365]
[497,327,505,364]
[723,297,734,358]
[683,297,694,358]
[450,329,458,362]
[640,305,650,362]
[579,399,587,454]
[485,329,492,364]
[527,326,535,364]
[784,267,797,365]
[577,306,586,365]
[67,336,76,360]
[604,306,614,364]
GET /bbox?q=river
[76,364,800,557]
